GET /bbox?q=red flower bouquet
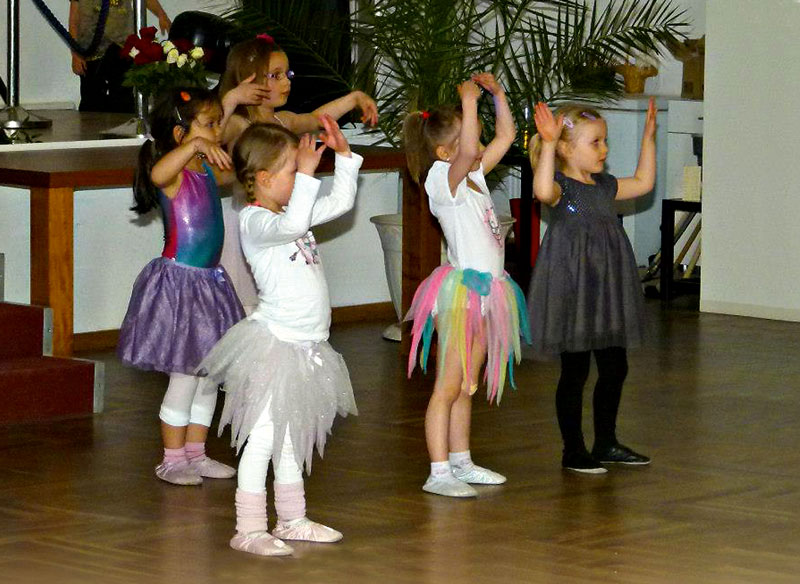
[121,27,209,98]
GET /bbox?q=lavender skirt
[117,257,245,374]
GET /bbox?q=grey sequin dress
[527,171,645,358]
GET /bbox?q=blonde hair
[529,104,603,171]
[232,123,299,203]
[219,37,284,119]
[402,105,462,185]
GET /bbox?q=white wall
[701,0,800,320]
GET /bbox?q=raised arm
[220,75,270,146]
[151,137,232,194]
[278,91,379,136]
[616,98,657,201]
[145,0,171,34]
[531,102,563,206]
[473,73,515,174]
[309,115,364,226]
[447,79,482,194]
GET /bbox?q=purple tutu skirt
[117,257,245,374]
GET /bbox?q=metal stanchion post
[1,0,53,130]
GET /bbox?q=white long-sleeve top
[239,152,363,343]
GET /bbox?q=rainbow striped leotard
[159,164,224,268]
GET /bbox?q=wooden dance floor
[2,298,800,583]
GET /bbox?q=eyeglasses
[265,70,295,82]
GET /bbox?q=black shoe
[592,443,651,466]
[561,450,608,474]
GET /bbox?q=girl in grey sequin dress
[527,100,656,474]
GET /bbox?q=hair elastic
[257,33,275,44]
[421,110,430,120]
[180,91,192,102]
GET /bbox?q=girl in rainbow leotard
[118,87,251,487]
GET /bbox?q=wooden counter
[0,143,434,356]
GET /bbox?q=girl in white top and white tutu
[197,115,362,557]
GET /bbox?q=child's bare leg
[422,341,477,497]
[449,336,507,485]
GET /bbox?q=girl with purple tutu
[195,116,361,557]
[527,100,656,474]
[403,73,531,499]
[118,87,253,486]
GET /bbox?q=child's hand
[317,114,351,157]
[228,73,271,106]
[643,97,657,141]
[533,102,563,144]
[472,72,504,96]
[296,133,326,175]
[192,137,232,170]
[457,79,481,102]
[351,91,379,127]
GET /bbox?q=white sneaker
[230,531,294,556]
[422,473,478,497]
[155,460,202,486]
[188,455,236,479]
[452,464,507,485]
[272,517,343,543]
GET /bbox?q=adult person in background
[68,0,171,112]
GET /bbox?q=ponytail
[402,105,462,186]
[131,140,160,214]
[402,112,428,185]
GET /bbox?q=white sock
[430,461,452,477]
[449,450,473,470]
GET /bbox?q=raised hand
[457,79,481,102]
[296,133,326,176]
[533,102,564,144]
[317,114,351,156]
[351,91,378,127]
[643,97,657,141]
[471,72,503,96]
[193,137,232,170]
[229,73,271,106]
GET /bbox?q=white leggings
[238,402,303,493]
[159,372,218,428]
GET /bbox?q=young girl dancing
[118,87,247,486]
[527,100,656,474]
[215,34,379,314]
[196,116,361,556]
[403,74,530,498]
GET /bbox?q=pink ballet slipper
[187,455,236,479]
[272,518,343,543]
[230,531,294,556]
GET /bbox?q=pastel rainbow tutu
[405,265,531,404]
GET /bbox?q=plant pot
[370,213,515,342]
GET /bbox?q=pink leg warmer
[273,481,305,523]
[163,447,186,465]
[185,442,205,462]
[235,489,268,535]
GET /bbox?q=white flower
[189,60,197,68]
[161,40,176,54]
[176,54,188,68]
[166,48,179,64]
[129,47,140,59]
[189,47,204,60]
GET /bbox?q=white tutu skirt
[196,319,357,473]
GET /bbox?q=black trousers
[78,44,134,113]
[556,347,628,454]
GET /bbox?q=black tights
[556,347,628,454]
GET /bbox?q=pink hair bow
[256,33,275,44]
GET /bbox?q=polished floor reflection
[2,298,799,583]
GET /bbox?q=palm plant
[354,0,688,149]
[222,0,688,150]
